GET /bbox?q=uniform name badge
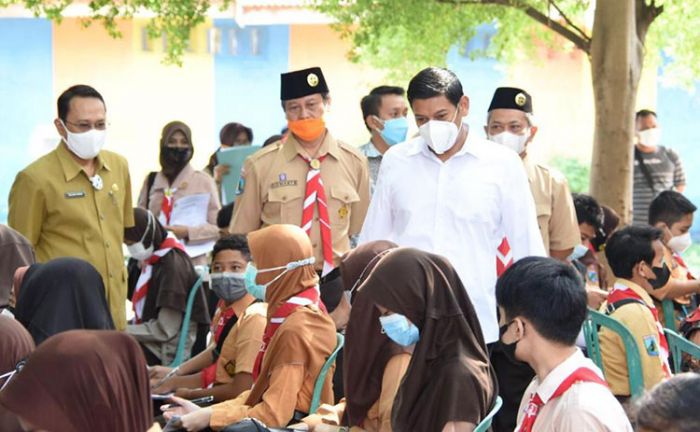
[64,191,86,199]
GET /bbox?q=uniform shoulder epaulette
[248,141,283,163]
[337,140,366,162]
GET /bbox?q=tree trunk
[589,0,644,225]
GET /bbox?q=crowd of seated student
[4,196,700,431]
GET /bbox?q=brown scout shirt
[524,157,580,256]
[8,143,134,330]
[230,132,370,269]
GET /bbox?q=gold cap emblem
[515,92,527,107]
[307,73,319,87]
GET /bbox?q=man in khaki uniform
[486,87,579,261]
[231,67,370,273]
[8,85,134,330]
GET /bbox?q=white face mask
[638,128,661,148]
[489,130,530,155]
[668,232,692,254]
[127,212,155,261]
[419,109,462,155]
[60,120,106,159]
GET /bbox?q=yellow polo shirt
[8,143,134,330]
[599,279,667,396]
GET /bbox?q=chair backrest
[582,308,645,399]
[664,328,700,373]
[661,299,677,330]
[169,273,205,367]
[474,395,503,432]
[308,332,345,414]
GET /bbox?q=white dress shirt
[359,126,545,343]
[515,349,633,432]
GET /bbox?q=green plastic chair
[664,328,700,373]
[308,332,345,414]
[582,308,645,399]
[169,273,205,367]
[661,299,677,330]
[474,395,503,432]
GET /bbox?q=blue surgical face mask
[379,313,419,347]
[569,243,589,261]
[244,257,316,301]
[379,117,409,146]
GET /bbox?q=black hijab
[14,258,115,345]
[358,248,497,431]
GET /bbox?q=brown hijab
[0,225,35,307]
[244,225,336,413]
[358,248,497,431]
[342,240,399,426]
[159,120,194,182]
[0,330,152,432]
[0,316,35,432]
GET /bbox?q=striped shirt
[632,146,685,225]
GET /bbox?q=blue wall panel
[0,18,53,223]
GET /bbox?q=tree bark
[589,0,644,224]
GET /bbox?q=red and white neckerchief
[496,237,514,277]
[518,367,607,432]
[674,253,696,280]
[160,187,176,225]
[607,282,672,377]
[201,301,237,388]
[252,286,327,381]
[299,154,334,276]
[131,233,185,323]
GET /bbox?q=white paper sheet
[169,193,210,226]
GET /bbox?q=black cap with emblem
[280,67,329,101]
[488,87,533,114]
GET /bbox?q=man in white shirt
[360,67,544,343]
[497,257,632,432]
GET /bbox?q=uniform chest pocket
[265,186,305,225]
[329,186,360,227]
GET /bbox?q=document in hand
[168,193,216,258]
[217,145,260,205]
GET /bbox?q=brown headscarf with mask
[159,121,194,183]
[342,240,399,426]
[358,248,497,431]
[124,208,209,325]
[0,316,34,432]
[0,330,152,432]
[244,224,336,412]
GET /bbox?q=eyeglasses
[0,358,27,391]
[64,120,108,132]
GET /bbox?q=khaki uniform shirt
[599,279,667,396]
[524,158,579,256]
[230,133,370,269]
[8,143,134,330]
[214,300,267,383]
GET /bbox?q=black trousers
[489,342,535,432]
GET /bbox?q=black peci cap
[280,67,329,101]
[488,87,533,114]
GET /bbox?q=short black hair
[212,234,250,262]
[360,86,405,131]
[263,134,283,147]
[217,203,235,229]
[407,67,463,107]
[605,225,662,279]
[57,85,106,122]
[637,373,700,432]
[496,256,587,345]
[649,190,697,227]
[573,193,603,230]
[636,109,657,120]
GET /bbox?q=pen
[153,366,179,389]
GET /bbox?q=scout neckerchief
[201,301,238,388]
[607,282,672,377]
[299,154,334,276]
[252,286,326,381]
[131,233,185,323]
[497,237,513,276]
[518,366,607,432]
[161,187,176,225]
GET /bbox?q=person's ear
[323,95,332,112]
[366,115,383,132]
[483,125,489,136]
[54,118,67,140]
[458,95,470,118]
[528,126,539,142]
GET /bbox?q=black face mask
[499,321,528,366]
[162,146,192,168]
[649,262,671,290]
